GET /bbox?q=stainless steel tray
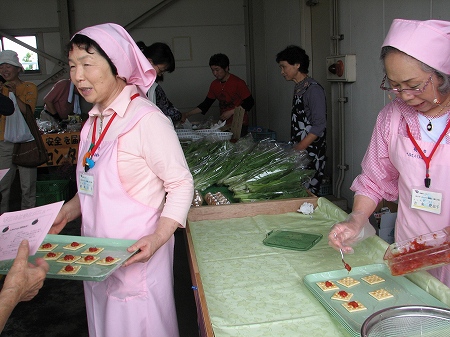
[0,234,138,281]
[303,263,449,337]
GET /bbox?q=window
[1,35,40,73]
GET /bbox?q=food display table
[40,131,80,166]
[186,197,450,337]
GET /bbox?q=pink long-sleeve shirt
[351,97,450,205]
[87,85,193,226]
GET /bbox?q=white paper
[0,201,64,261]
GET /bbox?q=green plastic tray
[0,234,138,281]
[263,230,323,251]
[303,263,449,337]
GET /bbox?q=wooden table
[40,131,80,167]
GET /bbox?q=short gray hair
[380,46,450,95]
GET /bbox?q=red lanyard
[83,113,117,171]
[406,119,450,188]
[83,93,140,171]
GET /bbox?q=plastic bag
[4,92,34,143]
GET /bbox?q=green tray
[303,263,449,337]
[0,234,138,282]
[263,230,322,251]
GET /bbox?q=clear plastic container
[383,227,450,276]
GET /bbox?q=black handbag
[12,105,48,167]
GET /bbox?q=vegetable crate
[35,179,69,206]
[248,126,277,141]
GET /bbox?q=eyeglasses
[380,74,432,95]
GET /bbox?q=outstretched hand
[2,240,49,302]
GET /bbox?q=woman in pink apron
[49,23,194,336]
[328,19,450,286]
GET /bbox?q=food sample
[336,277,360,288]
[63,242,87,250]
[342,300,367,312]
[81,247,105,255]
[43,251,64,260]
[343,262,352,272]
[361,274,385,285]
[316,280,339,291]
[368,288,394,301]
[96,256,121,266]
[331,290,353,301]
[384,229,450,276]
[76,255,100,265]
[37,243,58,252]
[57,254,81,263]
[57,264,81,275]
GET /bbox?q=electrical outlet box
[326,54,356,82]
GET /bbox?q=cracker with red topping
[361,274,385,285]
[43,251,64,260]
[316,280,339,291]
[81,247,105,255]
[96,256,121,266]
[331,290,353,302]
[37,243,58,252]
[56,254,81,263]
[342,300,367,312]
[368,288,394,301]
[76,255,100,265]
[63,242,86,250]
[57,265,81,275]
[336,277,360,288]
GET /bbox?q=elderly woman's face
[384,51,438,114]
[68,45,123,109]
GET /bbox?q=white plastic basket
[176,129,195,134]
[195,129,219,134]
[190,134,204,141]
[213,131,233,140]
[177,132,198,140]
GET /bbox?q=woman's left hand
[123,233,163,267]
[219,108,234,121]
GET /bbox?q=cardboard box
[370,200,398,244]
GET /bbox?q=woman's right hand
[328,211,369,253]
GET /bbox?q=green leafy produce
[219,140,286,186]
[233,187,310,203]
[191,141,235,191]
[226,150,306,192]
[182,134,316,202]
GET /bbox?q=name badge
[78,173,94,196]
[411,188,442,214]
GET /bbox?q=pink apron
[389,108,450,285]
[77,99,179,337]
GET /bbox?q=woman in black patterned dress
[276,45,327,195]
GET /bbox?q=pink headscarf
[382,19,450,75]
[75,23,156,93]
